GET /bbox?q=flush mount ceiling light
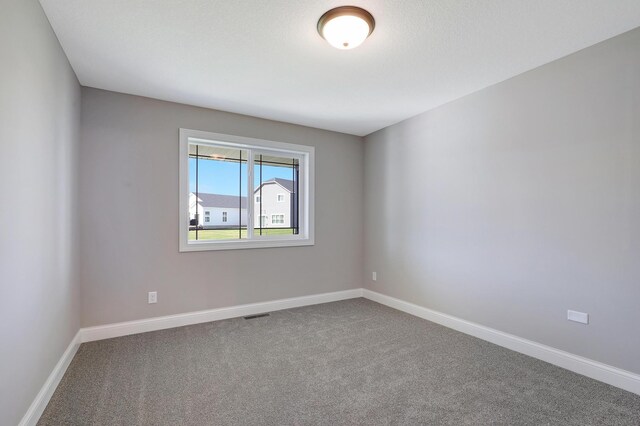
[317,6,375,50]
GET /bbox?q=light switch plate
[567,310,588,324]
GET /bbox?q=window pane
[188,144,247,241]
[253,153,298,236]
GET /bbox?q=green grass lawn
[188,228,295,240]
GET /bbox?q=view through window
[189,147,299,241]
[188,144,248,241]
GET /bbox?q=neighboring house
[189,192,247,228]
[254,178,298,229]
[189,177,297,229]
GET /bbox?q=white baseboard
[21,288,362,425]
[362,289,640,396]
[21,286,639,426]
[18,331,82,426]
[81,288,364,342]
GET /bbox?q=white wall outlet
[372,271,377,281]
[148,291,158,304]
[567,309,588,324]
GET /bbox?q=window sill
[179,237,314,252]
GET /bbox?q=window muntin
[222,211,228,222]
[179,129,314,251]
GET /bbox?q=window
[179,129,314,251]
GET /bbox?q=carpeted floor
[39,298,640,425]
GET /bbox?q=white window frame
[222,211,227,222]
[277,193,285,202]
[179,129,314,251]
[272,214,285,224]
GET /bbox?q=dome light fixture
[317,6,375,50]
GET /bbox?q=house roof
[194,193,248,209]
[256,178,294,193]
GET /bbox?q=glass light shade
[318,7,375,50]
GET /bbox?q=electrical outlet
[148,291,157,304]
[567,309,588,324]
[372,271,377,281]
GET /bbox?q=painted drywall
[364,27,640,374]
[0,1,81,425]
[79,88,364,327]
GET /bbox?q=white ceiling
[40,0,640,136]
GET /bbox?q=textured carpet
[39,298,640,425]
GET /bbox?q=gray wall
[79,88,364,327]
[364,28,640,374]
[0,1,81,425]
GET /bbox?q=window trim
[179,129,314,251]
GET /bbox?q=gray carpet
[39,298,640,425]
